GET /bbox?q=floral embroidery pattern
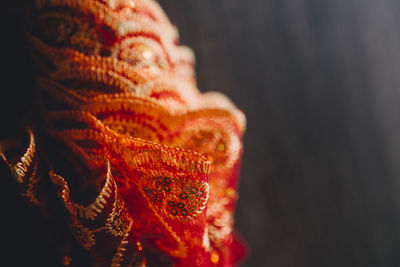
[0,0,246,266]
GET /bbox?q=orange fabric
[0,0,246,266]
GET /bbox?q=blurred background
[2,0,400,266]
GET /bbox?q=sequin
[62,255,72,266]
[0,0,247,265]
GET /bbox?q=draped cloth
[0,0,246,266]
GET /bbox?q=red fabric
[0,0,247,265]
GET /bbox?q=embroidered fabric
[0,0,246,266]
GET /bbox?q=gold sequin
[210,251,219,264]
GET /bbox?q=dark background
[2,0,400,266]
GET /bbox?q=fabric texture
[0,0,246,266]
